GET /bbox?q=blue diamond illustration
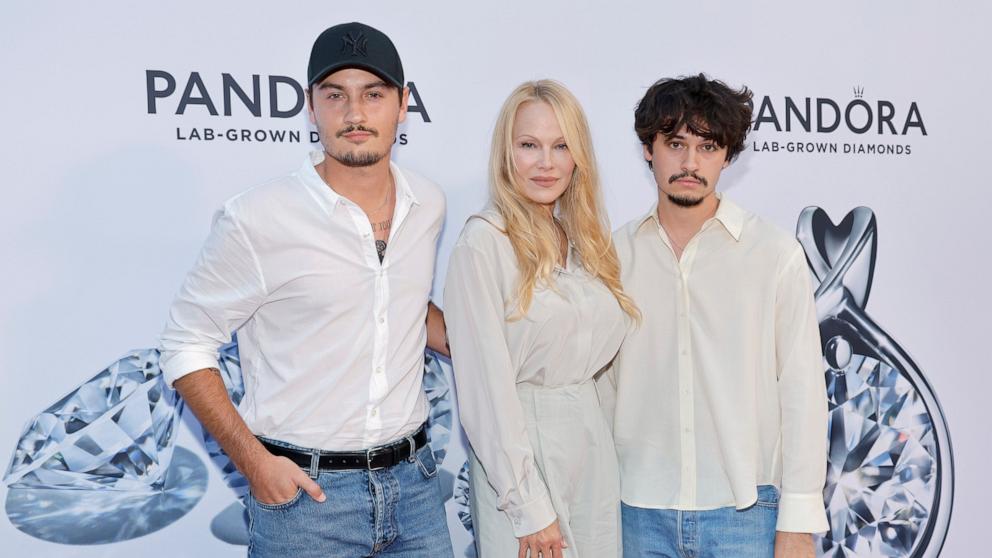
[4,349,183,492]
[454,459,473,534]
[424,351,453,465]
[798,207,953,557]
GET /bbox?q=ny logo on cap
[341,32,368,57]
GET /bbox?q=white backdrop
[1,1,988,556]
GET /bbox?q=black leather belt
[260,424,428,471]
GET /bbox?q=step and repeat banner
[1,2,987,556]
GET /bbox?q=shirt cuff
[504,493,557,538]
[160,351,220,388]
[776,491,829,533]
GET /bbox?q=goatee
[667,193,705,207]
[331,150,385,167]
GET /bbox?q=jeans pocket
[252,487,304,511]
[754,485,780,508]
[414,445,439,479]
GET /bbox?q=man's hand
[518,520,567,558]
[244,451,326,505]
[775,531,814,558]
[173,369,326,506]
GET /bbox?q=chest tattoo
[370,218,391,263]
[376,239,387,262]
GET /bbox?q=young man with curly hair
[611,74,829,558]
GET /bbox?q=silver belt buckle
[366,446,388,471]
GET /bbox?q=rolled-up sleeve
[444,242,556,538]
[159,205,266,387]
[774,243,829,533]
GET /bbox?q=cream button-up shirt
[159,151,443,451]
[611,196,829,533]
[444,211,627,537]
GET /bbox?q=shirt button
[378,316,385,324]
[376,366,384,374]
[371,408,378,417]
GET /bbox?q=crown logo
[341,32,368,57]
[853,86,865,99]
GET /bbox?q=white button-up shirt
[611,196,829,533]
[159,151,444,451]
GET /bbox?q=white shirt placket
[341,200,390,444]
[345,190,416,447]
[659,224,701,508]
[367,264,389,443]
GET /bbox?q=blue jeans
[621,485,779,558]
[246,440,453,558]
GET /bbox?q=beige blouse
[444,211,627,536]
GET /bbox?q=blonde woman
[444,80,637,558]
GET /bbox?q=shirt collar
[635,193,744,242]
[634,203,660,231]
[711,195,744,241]
[299,151,419,215]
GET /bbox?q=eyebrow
[514,134,567,142]
[318,80,389,91]
[665,133,716,143]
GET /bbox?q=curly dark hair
[634,74,754,163]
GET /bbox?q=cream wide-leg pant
[468,381,621,557]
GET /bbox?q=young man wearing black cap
[159,22,454,557]
[610,74,828,557]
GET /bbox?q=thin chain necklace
[660,221,688,252]
[368,183,392,214]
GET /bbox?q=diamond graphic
[5,446,207,544]
[4,349,184,491]
[425,350,453,465]
[798,207,953,558]
[821,354,936,557]
[454,459,473,534]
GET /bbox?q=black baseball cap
[307,22,404,89]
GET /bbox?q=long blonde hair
[489,80,639,320]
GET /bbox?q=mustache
[668,171,708,187]
[336,125,379,138]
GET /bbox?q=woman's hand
[517,520,567,558]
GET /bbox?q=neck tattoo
[372,218,392,233]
